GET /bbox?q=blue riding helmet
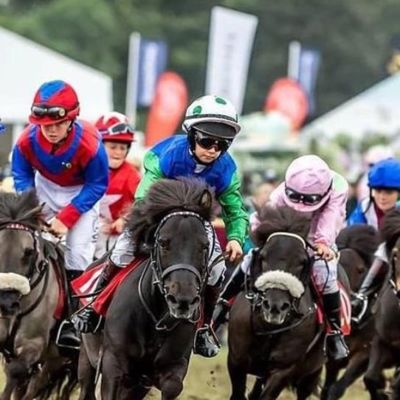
[368,158,400,190]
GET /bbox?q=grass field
[149,348,370,399]
[0,348,371,399]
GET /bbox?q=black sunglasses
[194,131,232,152]
[31,105,67,120]
[285,183,332,206]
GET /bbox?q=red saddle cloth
[53,262,66,320]
[71,257,145,316]
[314,281,352,336]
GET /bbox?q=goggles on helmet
[99,122,134,136]
[31,105,69,120]
[194,130,232,152]
[285,183,332,206]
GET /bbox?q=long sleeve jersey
[12,120,109,228]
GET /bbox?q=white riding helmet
[182,95,241,138]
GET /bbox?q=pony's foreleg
[0,360,29,400]
[158,365,187,400]
[78,341,97,400]
[364,336,393,400]
[101,349,134,400]
[248,377,265,400]
[227,355,247,400]
[320,361,340,400]
[259,366,295,400]
[327,351,369,400]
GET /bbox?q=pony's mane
[336,225,379,267]
[381,209,400,254]
[126,178,214,249]
[0,190,41,229]
[251,206,311,246]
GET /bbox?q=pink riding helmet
[283,155,333,212]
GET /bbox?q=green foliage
[1,0,399,131]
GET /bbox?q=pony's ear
[199,189,212,210]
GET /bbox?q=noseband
[151,211,210,297]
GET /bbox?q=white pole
[288,40,301,80]
[125,32,141,127]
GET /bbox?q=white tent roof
[302,73,400,139]
[0,26,113,124]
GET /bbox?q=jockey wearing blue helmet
[350,158,400,323]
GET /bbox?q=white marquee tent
[0,25,113,140]
[301,73,400,139]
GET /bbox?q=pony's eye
[22,248,34,263]
[159,238,170,249]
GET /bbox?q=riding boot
[71,259,120,334]
[193,285,221,358]
[212,264,246,332]
[56,269,83,349]
[323,291,349,361]
[352,257,385,323]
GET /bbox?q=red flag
[264,78,309,130]
[145,71,188,146]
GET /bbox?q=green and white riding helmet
[183,95,241,141]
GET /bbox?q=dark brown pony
[228,206,327,400]
[321,224,380,400]
[79,178,215,400]
[364,209,400,400]
[0,190,77,400]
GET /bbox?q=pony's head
[127,178,214,320]
[0,191,43,316]
[251,206,311,325]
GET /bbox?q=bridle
[0,221,50,361]
[248,232,315,335]
[139,210,212,331]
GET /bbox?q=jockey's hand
[49,218,68,238]
[110,217,125,234]
[225,240,243,263]
[315,243,335,261]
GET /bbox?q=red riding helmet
[95,112,135,144]
[29,80,80,125]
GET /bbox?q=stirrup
[55,320,81,350]
[351,294,368,325]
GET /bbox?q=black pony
[321,224,380,400]
[228,206,327,400]
[363,209,400,400]
[80,178,215,400]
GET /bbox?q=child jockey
[350,158,400,321]
[72,95,249,358]
[11,80,109,347]
[94,112,141,258]
[213,155,350,361]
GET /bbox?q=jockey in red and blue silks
[11,80,109,348]
[214,155,350,362]
[349,158,400,322]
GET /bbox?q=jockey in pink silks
[213,155,350,361]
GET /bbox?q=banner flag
[145,71,188,147]
[288,41,321,115]
[205,6,258,114]
[125,33,168,126]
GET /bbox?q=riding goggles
[285,183,332,206]
[99,122,135,136]
[194,131,232,152]
[31,105,68,120]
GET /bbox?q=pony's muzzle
[261,294,291,325]
[0,273,31,317]
[165,293,201,320]
[0,290,22,316]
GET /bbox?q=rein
[139,210,213,331]
[0,222,50,361]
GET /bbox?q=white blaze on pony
[0,273,30,295]
[255,270,305,299]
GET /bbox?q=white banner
[205,7,258,114]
